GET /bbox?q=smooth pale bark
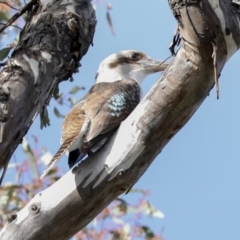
[1,0,240,239]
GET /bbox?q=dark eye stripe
[130,53,141,61]
[108,52,144,68]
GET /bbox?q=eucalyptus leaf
[0,47,11,61]
[116,198,128,213]
[69,86,84,94]
[0,12,8,21]
[22,138,39,179]
[141,226,155,239]
[68,97,76,107]
[40,108,51,129]
[53,85,60,99]
[53,107,65,118]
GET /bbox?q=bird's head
[95,50,168,85]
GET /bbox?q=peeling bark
[0,0,96,183]
[1,0,240,239]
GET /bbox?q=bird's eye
[130,53,141,61]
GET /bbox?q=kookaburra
[41,50,168,178]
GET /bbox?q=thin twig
[0,0,38,34]
[157,55,172,68]
[0,1,19,11]
[0,23,22,30]
[212,41,219,99]
[169,24,181,56]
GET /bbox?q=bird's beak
[141,58,169,73]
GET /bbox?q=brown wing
[61,102,86,143]
[81,79,141,153]
[42,79,140,176]
[41,103,87,178]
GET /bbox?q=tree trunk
[0,0,96,184]
[1,0,240,239]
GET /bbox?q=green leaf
[110,230,121,240]
[53,107,65,118]
[0,185,23,216]
[68,97,76,107]
[116,198,128,213]
[69,86,85,94]
[141,226,155,239]
[144,201,164,218]
[0,47,11,61]
[56,93,63,105]
[22,138,39,178]
[45,168,57,176]
[127,188,147,195]
[106,10,115,35]
[0,12,9,21]
[53,85,60,99]
[40,107,50,129]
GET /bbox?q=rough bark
[1,0,240,239]
[0,0,96,183]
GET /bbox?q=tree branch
[0,0,38,33]
[1,0,240,239]
[0,1,19,11]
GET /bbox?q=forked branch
[1,0,240,239]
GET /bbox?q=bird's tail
[40,139,74,178]
[68,150,87,168]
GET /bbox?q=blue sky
[4,0,240,239]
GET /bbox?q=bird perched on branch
[41,50,168,178]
